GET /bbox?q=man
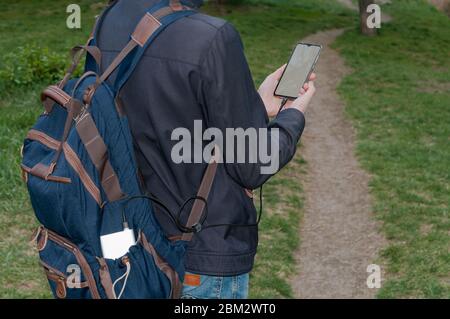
[97,0,316,299]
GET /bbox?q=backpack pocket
[98,230,183,299]
[23,127,102,238]
[21,129,72,184]
[33,226,101,299]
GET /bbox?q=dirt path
[291,29,386,299]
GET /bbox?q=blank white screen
[275,44,321,98]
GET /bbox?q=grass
[334,0,450,298]
[0,0,354,298]
[0,0,104,299]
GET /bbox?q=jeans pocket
[232,273,249,299]
[182,273,250,299]
[182,273,222,299]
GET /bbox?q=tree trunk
[359,0,377,36]
[209,0,227,15]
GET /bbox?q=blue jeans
[181,272,249,299]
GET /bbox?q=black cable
[120,185,264,234]
[201,185,263,230]
[277,97,289,116]
[121,194,211,233]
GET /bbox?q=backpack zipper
[63,143,102,206]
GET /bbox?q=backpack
[20,0,217,299]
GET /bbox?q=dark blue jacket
[97,0,305,275]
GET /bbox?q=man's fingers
[306,81,316,94]
[273,64,287,80]
[299,81,315,96]
[309,72,317,81]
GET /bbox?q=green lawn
[0,0,353,298]
[334,0,450,298]
[2,0,448,300]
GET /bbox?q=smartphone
[274,43,322,99]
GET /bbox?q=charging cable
[277,97,289,116]
[112,256,131,299]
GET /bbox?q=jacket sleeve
[198,23,306,190]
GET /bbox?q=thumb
[273,64,287,80]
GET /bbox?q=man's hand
[258,65,317,117]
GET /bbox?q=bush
[0,45,71,91]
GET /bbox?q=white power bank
[100,228,136,260]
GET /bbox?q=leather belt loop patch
[184,273,201,287]
[131,13,162,47]
[170,0,184,11]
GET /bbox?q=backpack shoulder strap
[84,0,195,103]
[86,1,219,236]
[181,146,220,241]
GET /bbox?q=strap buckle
[73,106,88,124]
[191,223,202,233]
[82,85,96,106]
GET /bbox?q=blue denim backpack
[20,0,217,299]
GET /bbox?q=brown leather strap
[96,6,177,87]
[181,146,220,241]
[84,5,189,105]
[74,45,101,66]
[169,0,183,11]
[140,232,183,299]
[50,98,83,166]
[153,6,174,19]
[56,44,101,94]
[97,257,116,299]
[60,15,101,88]
[131,13,162,47]
[65,45,101,79]
[41,85,72,112]
[81,38,137,106]
[43,15,101,112]
[98,40,139,85]
[98,11,162,84]
[71,71,98,98]
[29,163,54,180]
[63,143,102,206]
[24,129,102,205]
[75,112,123,202]
[22,163,71,183]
